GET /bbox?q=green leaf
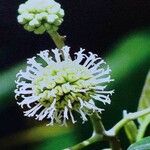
[127,136,150,150]
[138,71,150,122]
[136,71,150,141]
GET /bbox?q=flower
[15,46,114,125]
[17,0,64,34]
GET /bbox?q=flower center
[32,61,95,109]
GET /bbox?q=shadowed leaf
[127,136,150,150]
[136,71,150,141]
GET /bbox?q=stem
[48,31,65,49]
[64,113,104,150]
[64,134,102,150]
[106,107,150,136]
[90,112,105,134]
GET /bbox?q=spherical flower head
[15,46,114,125]
[17,0,64,34]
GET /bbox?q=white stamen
[91,95,111,104]
[95,90,114,95]
[89,60,106,72]
[24,103,42,117]
[79,98,84,108]
[94,75,112,83]
[74,48,85,64]
[94,66,111,78]
[52,48,61,62]
[79,109,88,123]
[17,96,39,108]
[69,110,76,124]
[83,52,98,67]
[68,100,72,108]
[37,50,54,65]
[62,46,71,60]
[27,57,43,70]
[90,85,107,91]
[62,106,69,126]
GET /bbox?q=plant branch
[106,107,150,136]
[48,31,65,49]
[90,112,105,134]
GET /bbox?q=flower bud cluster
[33,61,95,109]
[17,0,64,34]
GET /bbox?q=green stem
[90,112,105,134]
[48,31,65,49]
[106,107,150,136]
[64,113,104,150]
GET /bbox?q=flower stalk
[90,112,105,135]
[48,31,65,49]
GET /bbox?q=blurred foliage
[0,124,73,149]
[107,30,150,82]
[37,132,77,150]
[138,71,150,121]
[0,30,150,149]
[136,71,150,141]
[0,62,25,106]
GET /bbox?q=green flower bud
[34,25,46,34]
[17,0,64,34]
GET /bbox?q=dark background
[0,0,150,149]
